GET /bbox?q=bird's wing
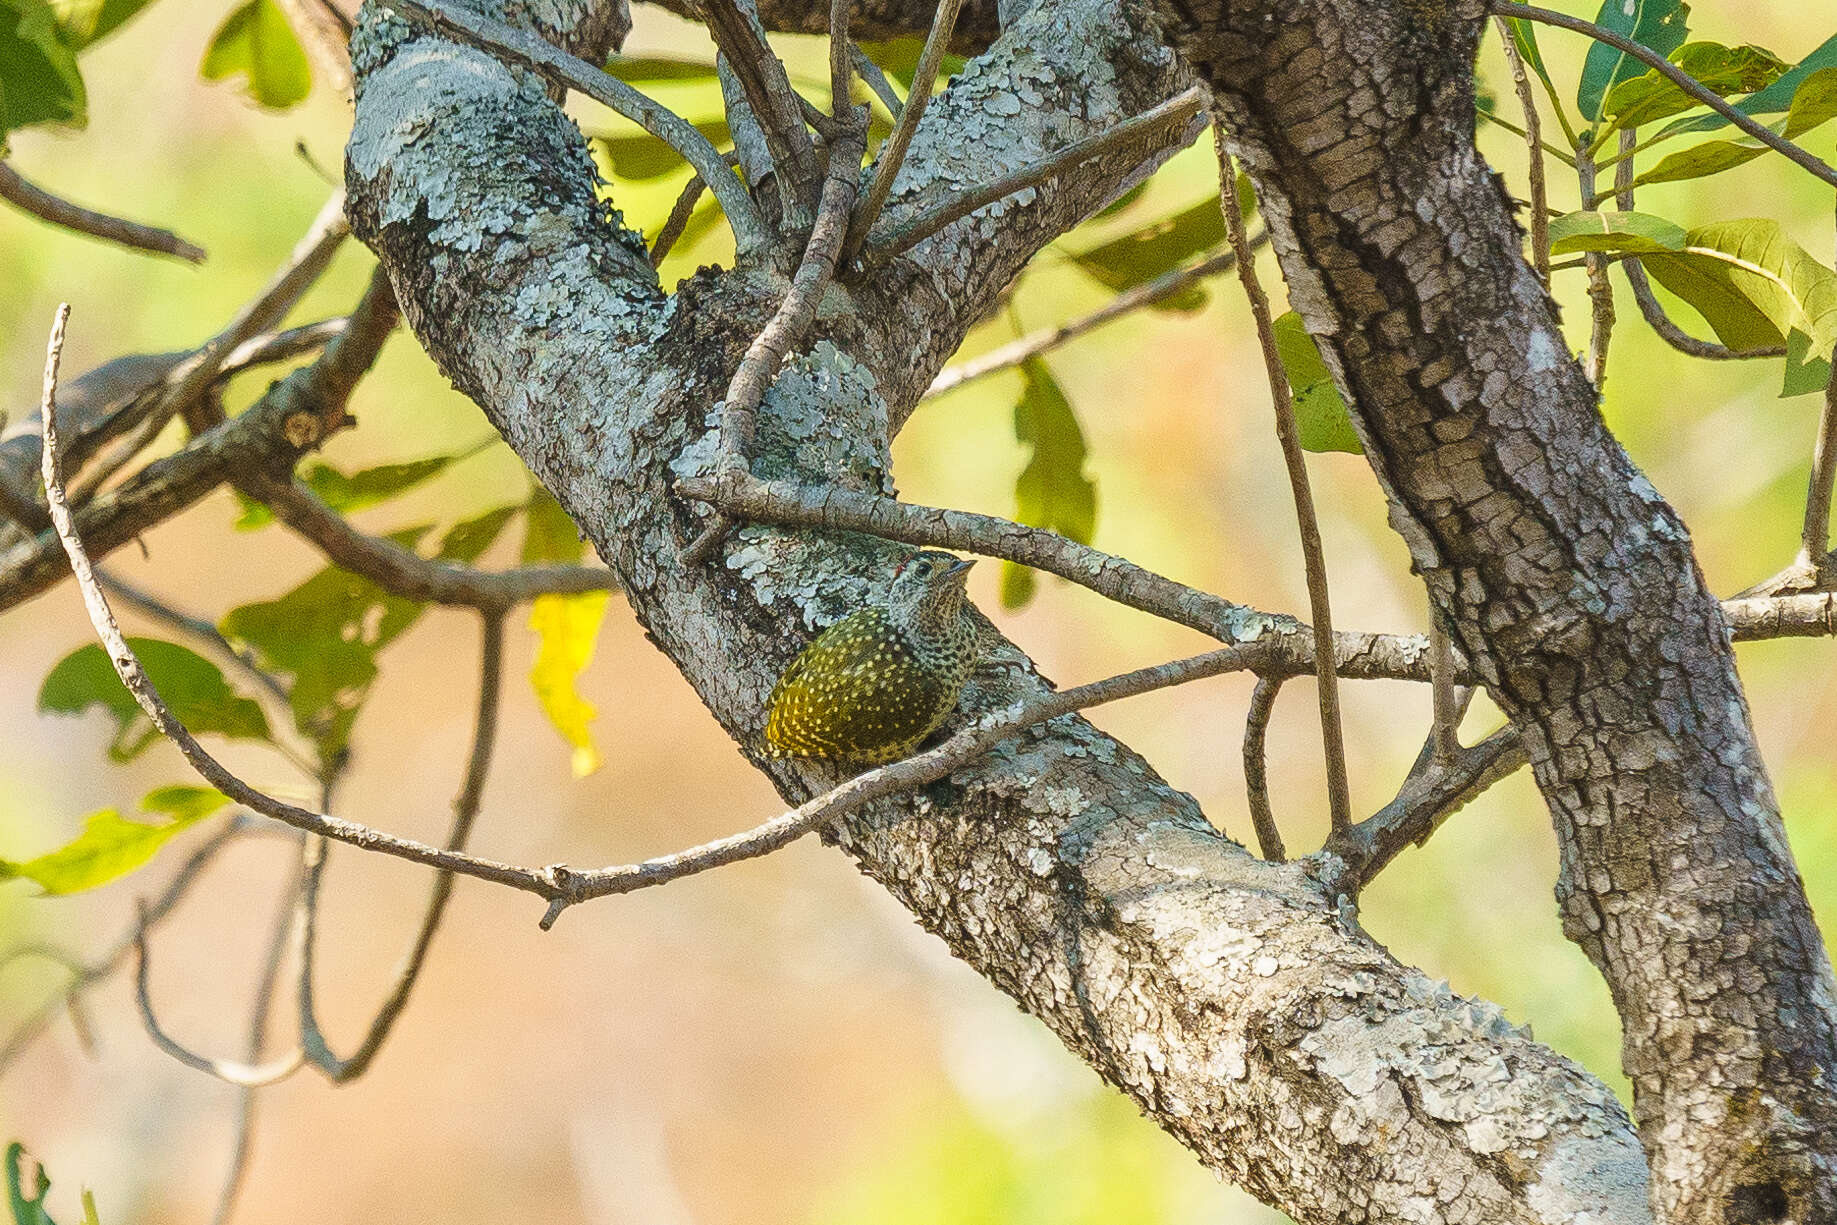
[766,610,949,757]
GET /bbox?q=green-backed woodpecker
[764,551,980,763]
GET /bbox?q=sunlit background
[2,2,1834,1222]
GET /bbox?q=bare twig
[0,819,258,1078]
[701,0,822,209]
[925,244,1260,398]
[1242,677,1287,861]
[1493,17,1548,286]
[828,0,851,121]
[1622,261,1786,360]
[863,86,1207,264]
[298,614,505,1082]
[651,174,708,268]
[1801,346,1837,576]
[1576,145,1615,389]
[1215,130,1352,834]
[685,127,868,565]
[843,0,964,260]
[0,161,206,263]
[131,900,306,1088]
[1429,614,1461,766]
[678,471,1456,681]
[97,570,319,777]
[169,191,352,433]
[850,42,903,119]
[1323,725,1527,891]
[1493,1,1837,190]
[535,638,1278,929]
[210,857,303,1225]
[382,0,769,253]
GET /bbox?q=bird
[763,550,981,764]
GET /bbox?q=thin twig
[828,0,851,121]
[131,900,306,1088]
[1493,2,1837,190]
[677,471,1455,682]
[1323,725,1526,892]
[0,161,206,263]
[651,174,708,268]
[210,857,303,1225]
[701,0,822,210]
[1802,344,1837,575]
[298,614,505,1082]
[850,42,903,119]
[1215,130,1353,834]
[863,86,1207,264]
[382,0,769,253]
[1622,261,1785,360]
[168,191,351,433]
[843,0,964,260]
[1576,143,1615,389]
[536,638,1278,929]
[925,244,1260,398]
[685,127,868,565]
[97,570,320,778]
[1242,677,1287,862]
[1429,614,1461,766]
[1494,18,1548,286]
[0,819,258,1078]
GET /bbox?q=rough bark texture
[1156,1,1837,1220]
[344,1,1656,1220]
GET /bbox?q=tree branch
[1494,1,1837,190]
[381,0,769,253]
[700,0,822,212]
[297,613,504,1081]
[1493,17,1548,286]
[1241,676,1286,861]
[862,86,1207,263]
[1215,129,1351,834]
[0,161,206,263]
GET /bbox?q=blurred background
[1,2,1833,1222]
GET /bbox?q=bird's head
[887,550,975,622]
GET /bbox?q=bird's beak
[949,559,976,578]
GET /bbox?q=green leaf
[1002,359,1097,609]
[1068,199,1227,312]
[1783,328,1833,398]
[221,530,432,758]
[1576,0,1689,124]
[0,786,229,895]
[1272,312,1362,455]
[1603,41,1784,130]
[593,120,730,181]
[1546,209,1687,255]
[435,504,518,564]
[236,453,467,529]
[528,591,608,777]
[6,1144,53,1225]
[200,0,309,110]
[1641,219,1837,360]
[1665,31,1837,135]
[521,485,586,565]
[1635,67,1837,186]
[38,638,271,761]
[0,0,86,135]
[50,0,158,49]
[603,55,717,83]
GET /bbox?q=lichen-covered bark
[1156,1,1837,1220]
[345,1,1652,1220]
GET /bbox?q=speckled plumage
[764,551,981,763]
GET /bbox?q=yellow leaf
[528,591,609,777]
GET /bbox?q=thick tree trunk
[1158,1,1837,1220]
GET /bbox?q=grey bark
[342,1,1659,1221]
[1155,1,1837,1220]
